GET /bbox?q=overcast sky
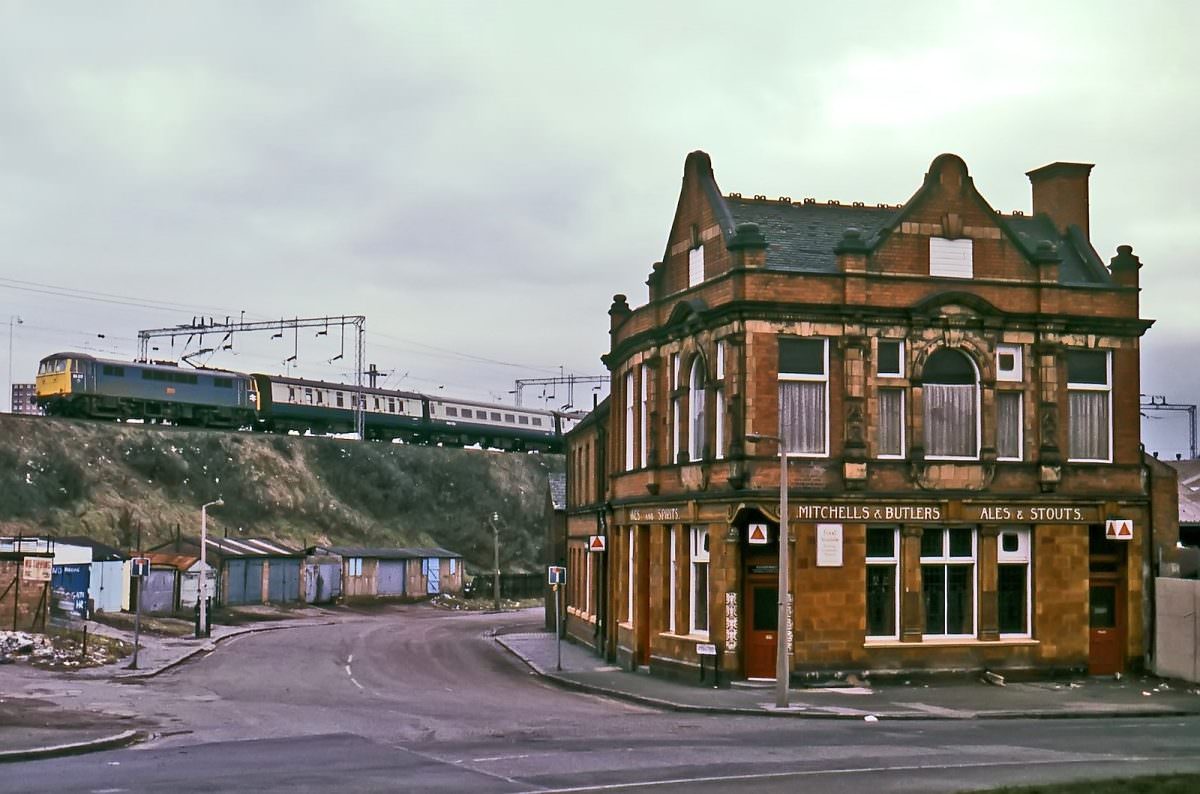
[2,1,1197,455]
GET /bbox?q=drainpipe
[1141,446,1156,673]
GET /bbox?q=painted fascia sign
[588,535,606,553]
[747,523,769,545]
[1105,518,1134,541]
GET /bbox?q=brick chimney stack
[1026,161,1095,238]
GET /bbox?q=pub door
[744,581,779,679]
[1088,525,1127,676]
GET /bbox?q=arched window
[689,358,706,461]
[923,349,979,458]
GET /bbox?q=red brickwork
[563,151,1175,679]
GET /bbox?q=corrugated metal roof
[204,537,302,557]
[319,545,462,560]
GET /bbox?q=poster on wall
[816,523,843,567]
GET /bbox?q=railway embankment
[0,415,561,572]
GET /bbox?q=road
[6,605,1200,792]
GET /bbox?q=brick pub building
[563,151,1177,681]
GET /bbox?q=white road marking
[349,677,364,690]
[473,754,532,763]
[514,755,1153,793]
[347,654,353,664]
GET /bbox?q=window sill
[657,632,711,642]
[864,638,1039,649]
[924,455,981,462]
[1067,458,1113,464]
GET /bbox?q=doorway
[1088,525,1127,675]
[745,582,779,679]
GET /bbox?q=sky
[1,1,1197,455]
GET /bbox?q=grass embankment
[980,775,1200,793]
[0,414,562,572]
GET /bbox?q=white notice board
[816,523,843,567]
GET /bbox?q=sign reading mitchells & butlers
[790,503,1102,524]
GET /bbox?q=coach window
[337,393,344,408]
[532,417,543,427]
[778,337,828,456]
[922,349,979,459]
[305,388,313,404]
[505,413,515,422]
[518,415,528,425]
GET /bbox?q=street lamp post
[745,432,790,709]
[199,499,224,638]
[8,316,22,414]
[489,512,501,611]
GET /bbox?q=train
[34,351,583,452]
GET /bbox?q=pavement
[0,609,340,763]
[495,629,1200,721]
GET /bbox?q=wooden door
[744,583,779,679]
[1088,581,1124,675]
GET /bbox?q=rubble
[0,629,129,668]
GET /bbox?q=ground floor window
[997,527,1031,636]
[865,527,899,638]
[921,527,976,637]
[689,526,709,635]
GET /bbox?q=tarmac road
[5,605,1200,793]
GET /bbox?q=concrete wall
[1155,577,1200,683]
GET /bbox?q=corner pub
[562,150,1179,682]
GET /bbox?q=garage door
[377,560,406,596]
[141,568,176,614]
[267,559,301,602]
[225,559,264,605]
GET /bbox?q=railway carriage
[35,352,254,427]
[427,396,559,451]
[250,374,426,441]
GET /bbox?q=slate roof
[716,168,1111,286]
[726,199,898,273]
[548,472,567,511]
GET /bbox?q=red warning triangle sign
[588,535,606,552]
[1117,520,1132,538]
[750,526,767,542]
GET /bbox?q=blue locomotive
[35,352,580,452]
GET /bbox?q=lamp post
[7,315,22,413]
[199,498,223,638]
[745,432,790,709]
[489,512,501,611]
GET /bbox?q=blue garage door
[267,559,301,602]
[377,560,406,596]
[225,559,264,605]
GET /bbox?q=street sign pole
[555,584,562,671]
[131,571,142,670]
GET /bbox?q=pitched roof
[726,199,898,273]
[204,536,302,557]
[52,536,128,561]
[708,154,1112,286]
[320,546,462,560]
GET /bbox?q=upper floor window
[923,349,979,459]
[671,354,681,463]
[779,338,828,456]
[688,358,706,462]
[714,343,726,460]
[624,371,635,471]
[996,344,1023,382]
[996,391,1023,461]
[929,237,973,278]
[639,364,649,469]
[877,340,904,377]
[1067,350,1111,462]
[688,245,705,287]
